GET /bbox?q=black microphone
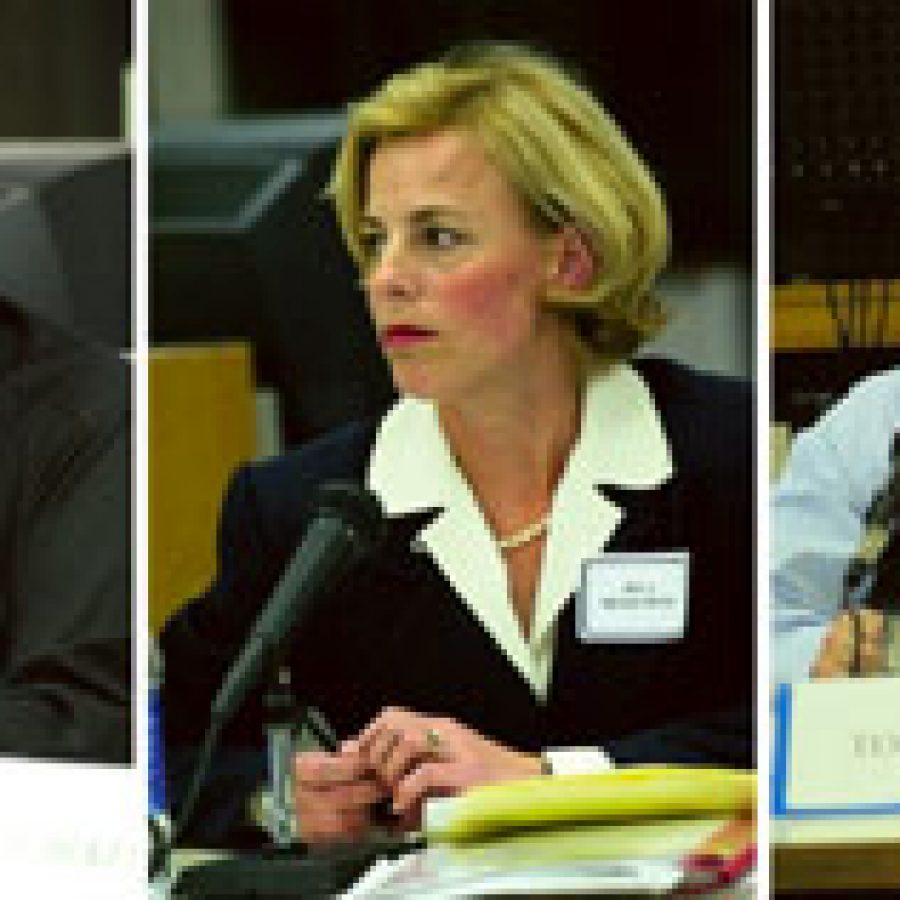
[212,481,384,728]
[169,481,384,855]
[864,433,900,539]
[864,434,900,596]
[846,432,900,673]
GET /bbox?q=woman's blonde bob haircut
[328,42,670,356]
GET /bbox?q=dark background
[151,1,754,444]
[775,0,900,282]
[220,0,752,269]
[0,0,130,139]
[0,0,131,346]
[773,0,900,425]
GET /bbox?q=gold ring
[425,727,442,751]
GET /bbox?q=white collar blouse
[367,362,675,700]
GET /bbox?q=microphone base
[171,838,411,899]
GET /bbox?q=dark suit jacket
[0,301,131,763]
[163,357,753,842]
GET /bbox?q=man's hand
[350,706,543,825]
[811,608,886,677]
[293,746,387,844]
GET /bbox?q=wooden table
[774,816,900,894]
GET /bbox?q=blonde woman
[163,43,752,845]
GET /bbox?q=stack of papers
[344,818,755,897]
[344,768,756,897]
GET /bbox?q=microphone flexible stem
[212,516,358,727]
[171,710,225,855]
[156,483,383,872]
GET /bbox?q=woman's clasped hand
[294,706,542,843]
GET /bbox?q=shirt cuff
[541,746,614,775]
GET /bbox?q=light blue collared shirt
[771,368,900,683]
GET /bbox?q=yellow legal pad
[425,766,757,844]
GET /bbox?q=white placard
[782,678,900,812]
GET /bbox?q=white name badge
[577,552,689,643]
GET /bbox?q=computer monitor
[151,117,395,447]
[0,145,131,348]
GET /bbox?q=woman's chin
[389,364,449,403]
[394,379,444,402]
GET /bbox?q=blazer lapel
[418,500,544,696]
[365,364,676,700]
[531,483,623,649]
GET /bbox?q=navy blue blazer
[162,358,754,842]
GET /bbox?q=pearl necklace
[497,513,551,551]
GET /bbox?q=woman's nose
[365,239,418,300]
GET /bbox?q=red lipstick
[381,325,436,349]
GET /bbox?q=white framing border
[134,0,150,894]
[756,1,772,898]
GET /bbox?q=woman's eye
[422,225,466,249]
[359,231,385,258]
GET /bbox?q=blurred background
[150,0,753,436]
[148,0,753,628]
[773,0,899,432]
[0,0,132,349]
